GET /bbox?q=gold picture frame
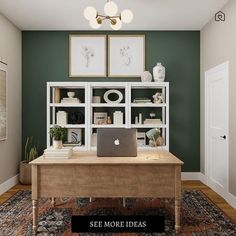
[108,35,145,77]
[69,34,107,77]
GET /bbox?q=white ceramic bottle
[139,113,142,124]
[153,63,165,82]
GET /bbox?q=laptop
[97,128,137,157]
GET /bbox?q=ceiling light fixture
[84,0,133,30]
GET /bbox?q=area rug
[0,190,236,236]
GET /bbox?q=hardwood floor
[0,181,236,222]
[183,181,236,222]
[0,184,30,204]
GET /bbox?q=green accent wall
[22,31,200,172]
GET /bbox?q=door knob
[220,135,226,139]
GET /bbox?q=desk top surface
[30,150,183,165]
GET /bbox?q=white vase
[67,91,75,98]
[53,140,63,149]
[113,111,123,125]
[56,111,68,126]
[153,63,165,82]
[141,71,152,82]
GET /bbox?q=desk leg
[123,198,126,207]
[32,165,38,234]
[175,166,181,234]
[51,197,55,207]
[32,200,38,234]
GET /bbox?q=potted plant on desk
[19,137,38,184]
[50,125,67,149]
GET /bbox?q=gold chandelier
[83,0,133,30]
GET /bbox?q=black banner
[71,215,165,233]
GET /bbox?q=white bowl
[67,92,75,98]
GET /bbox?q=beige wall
[201,0,236,196]
[0,14,22,184]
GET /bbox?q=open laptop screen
[97,128,137,157]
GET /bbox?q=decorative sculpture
[104,89,123,104]
[152,92,164,104]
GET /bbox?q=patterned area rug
[0,190,236,236]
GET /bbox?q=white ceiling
[0,0,230,30]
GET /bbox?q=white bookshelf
[131,103,166,107]
[91,124,127,128]
[91,103,126,107]
[131,124,167,128]
[49,124,86,128]
[47,82,169,151]
[50,103,86,107]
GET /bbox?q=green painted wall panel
[22,31,200,171]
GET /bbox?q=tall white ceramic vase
[153,63,165,82]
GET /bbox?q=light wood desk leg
[32,165,38,234]
[175,165,181,234]
[123,198,126,207]
[51,197,55,207]
[32,200,38,234]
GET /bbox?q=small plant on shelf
[20,137,38,185]
[50,125,67,149]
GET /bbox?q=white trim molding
[0,174,19,195]
[226,192,236,210]
[181,172,206,184]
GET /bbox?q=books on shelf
[144,119,162,125]
[137,132,146,146]
[133,98,152,103]
[43,147,73,159]
[64,143,82,147]
[61,98,81,103]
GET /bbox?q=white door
[205,62,229,198]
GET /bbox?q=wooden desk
[30,150,183,234]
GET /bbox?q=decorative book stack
[61,98,81,103]
[144,119,162,125]
[133,98,152,103]
[43,147,73,159]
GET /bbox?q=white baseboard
[226,192,236,209]
[0,174,19,195]
[198,173,207,184]
[181,172,206,183]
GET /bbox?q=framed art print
[108,35,145,77]
[69,35,106,77]
[67,128,82,145]
[0,64,7,141]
